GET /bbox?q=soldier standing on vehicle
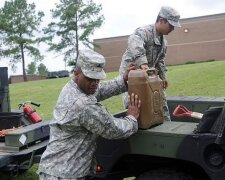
[38,49,141,180]
[119,6,181,121]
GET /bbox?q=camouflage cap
[159,6,181,27]
[77,49,106,80]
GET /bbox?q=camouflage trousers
[39,172,86,180]
[162,92,171,121]
[122,91,171,121]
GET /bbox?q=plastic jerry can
[128,68,164,129]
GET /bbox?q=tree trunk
[20,43,27,82]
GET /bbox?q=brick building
[94,13,225,72]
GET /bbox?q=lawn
[1,60,225,179]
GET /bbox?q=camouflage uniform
[38,49,138,180]
[119,6,181,121]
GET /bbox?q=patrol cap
[159,6,181,27]
[76,49,106,80]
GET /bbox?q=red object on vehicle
[23,104,42,123]
[173,105,203,119]
[95,165,103,172]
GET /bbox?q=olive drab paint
[128,68,164,129]
[0,67,10,112]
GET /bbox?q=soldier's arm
[156,55,168,89]
[80,94,141,139]
[119,27,151,76]
[127,28,150,68]
[96,64,136,101]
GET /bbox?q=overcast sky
[1,0,225,75]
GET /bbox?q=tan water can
[128,68,164,129]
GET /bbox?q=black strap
[215,101,225,144]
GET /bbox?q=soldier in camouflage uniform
[119,6,181,121]
[38,49,141,180]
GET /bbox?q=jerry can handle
[146,68,158,76]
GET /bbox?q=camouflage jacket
[119,24,168,80]
[38,77,138,179]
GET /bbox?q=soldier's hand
[123,63,136,82]
[127,93,141,120]
[162,79,169,89]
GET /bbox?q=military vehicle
[47,70,69,79]
[1,67,225,179]
[89,96,225,180]
[0,67,49,174]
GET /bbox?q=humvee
[1,67,225,180]
[90,96,225,180]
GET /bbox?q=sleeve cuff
[126,115,137,122]
[135,56,148,68]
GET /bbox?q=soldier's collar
[153,26,161,45]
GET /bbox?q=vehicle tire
[18,169,29,174]
[135,168,194,180]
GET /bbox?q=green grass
[1,60,225,179]
[167,61,225,96]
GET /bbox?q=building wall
[94,13,225,72]
[9,75,47,84]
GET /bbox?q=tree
[37,63,48,76]
[27,61,36,74]
[0,0,45,81]
[44,0,104,67]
